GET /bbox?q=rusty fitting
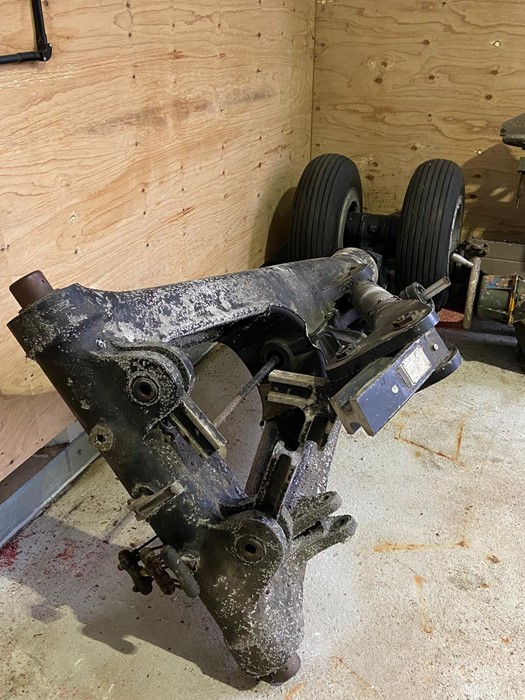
[9,271,54,310]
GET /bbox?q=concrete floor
[1,321,524,700]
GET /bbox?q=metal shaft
[422,276,451,301]
[214,356,279,427]
[451,252,474,269]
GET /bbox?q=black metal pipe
[0,51,43,65]
[0,0,52,65]
[32,0,46,41]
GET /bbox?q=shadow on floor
[440,317,522,374]
[1,513,256,691]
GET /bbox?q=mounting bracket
[0,0,52,66]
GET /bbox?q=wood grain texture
[312,0,525,240]
[0,0,315,479]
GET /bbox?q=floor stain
[332,655,344,668]
[394,422,466,467]
[374,539,469,553]
[350,670,381,696]
[450,570,489,591]
[330,656,382,696]
[413,574,433,634]
[284,681,304,700]
[0,538,20,570]
[486,554,501,564]
[455,424,464,455]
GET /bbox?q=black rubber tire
[396,159,464,311]
[288,153,362,260]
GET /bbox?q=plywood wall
[312,0,525,240]
[0,0,315,479]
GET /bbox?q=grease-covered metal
[7,249,460,682]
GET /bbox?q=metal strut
[7,249,461,683]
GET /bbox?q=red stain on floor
[56,543,78,561]
[55,540,85,575]
[43,540,105,578]
[0,539,20,571]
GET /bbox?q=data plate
[330,328,450,436]
[397,345,432,388]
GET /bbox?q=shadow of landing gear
[0,508,256,691]
[440,317,522,374]
[0,345,273,691]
